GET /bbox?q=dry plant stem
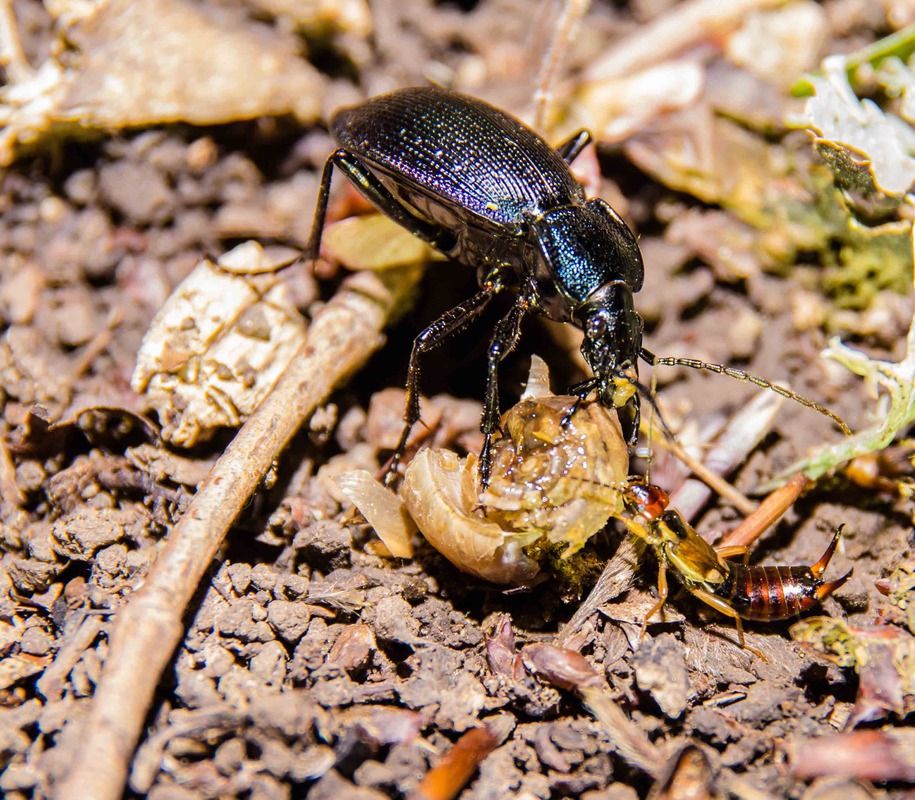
[668,391,784,520]
[718,473,810,550]
[533,0,592,129]
[0,436,24,506]
[36,615,104,702]
[0,0,32,83]
[556,535,645,646]
[646,412,726,497]
[653,429,756,516]
[53,267,421,800]
[580,687,664,777]
[584,0,786,81]
[132,708,248,793]
[408,726,500,800]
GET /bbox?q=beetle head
[576,281,644,406]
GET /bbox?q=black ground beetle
[306,87,848,486]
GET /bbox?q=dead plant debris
[0,2,912,800]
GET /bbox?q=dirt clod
[1,3,910,799]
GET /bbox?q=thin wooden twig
[652,427,757,516]
[583,0,787,81]
[532,0,592,130]
[718,472,810,549]
[408,726,501,800]
[668,390,784,520]
[53,266,421,800]
[35,614,104,702]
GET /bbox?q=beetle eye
[587,311,608,338]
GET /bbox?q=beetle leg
[306,149,458,263]
[562,377,598,426]
[479,300,529,488]
[563,378,640,444]
[555,129,592,164]
[384,287,498,486]
[304,152,338,263]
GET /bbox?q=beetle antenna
[640,349,851,436]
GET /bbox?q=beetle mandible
[306,87,848,487]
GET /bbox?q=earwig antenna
[641,349,851,436]
[644,369,659,483]
[631,375,683,449]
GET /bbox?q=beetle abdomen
[331,87,584,226]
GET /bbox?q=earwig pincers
[621,480,853,654]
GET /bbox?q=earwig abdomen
[723,564,825,622]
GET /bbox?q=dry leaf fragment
[335,469,416,558]
[131,242,307,446]
[791,616,915,726]
[322,215,441,271]
[0,0,323,165]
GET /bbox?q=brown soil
[0,2,912,799]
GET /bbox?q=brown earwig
[620,480,853,652]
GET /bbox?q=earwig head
[621,479,670,523]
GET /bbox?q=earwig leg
[715,545,750,565]
[384,287,497,486]
[689,587,767,660]
[479,299,528,488]
[640,562,669,641]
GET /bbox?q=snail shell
[401,360,629,584]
